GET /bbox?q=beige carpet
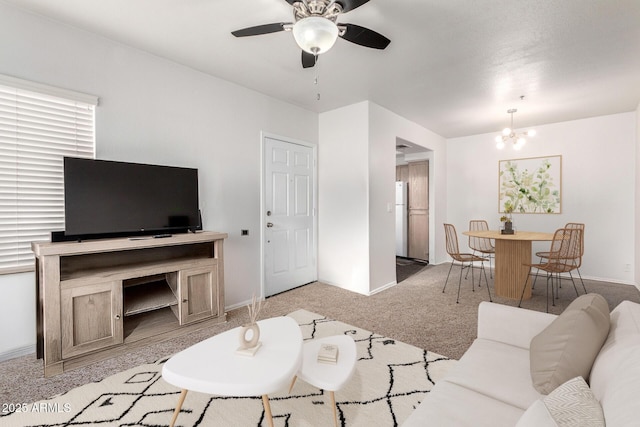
[0,309,455,427]
[1,262,638,408]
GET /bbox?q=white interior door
[264,136,317,297]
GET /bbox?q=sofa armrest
[477,302,557,349]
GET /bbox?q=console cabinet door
[61,281,123,358]
[178,264,219,325]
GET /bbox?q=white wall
[368,104,397,293]
[635,102,640,286]
[447,112,636,283]
[318,102,370,293]
[0,272,36,359]
[0,2,318,358]
[318,101,447,295]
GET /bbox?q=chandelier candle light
[495,109,536,150]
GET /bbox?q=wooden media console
[32,231,227,377]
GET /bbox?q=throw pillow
[530,293,610,394]
[516,376,605,427]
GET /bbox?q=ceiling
[6,0,640,138]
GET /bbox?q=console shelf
[32,231,227,377]
[123,280,177,316]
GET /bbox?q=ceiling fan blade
[340,23,390,49]
[336,0,371,13]
[302,51,317,68]
[231,23,288,37]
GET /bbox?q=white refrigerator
[395,181,408,257]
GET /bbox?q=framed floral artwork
[499,155,562,214]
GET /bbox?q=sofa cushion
[402,379,524,427]
[597,345,640,427]
[516,376,604,427]
[441,338,544,410]
[589,300,640,401]
[530,293,610,394]
[477,302,557,349]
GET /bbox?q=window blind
[0,75,98,274]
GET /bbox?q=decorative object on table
[501,221,514,234]
[237,294,264,356]
[500,206,515,235]
[495,108,536,150]
[499,155,562,214]
[317,342,340,364]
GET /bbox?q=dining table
[462,230,554,299]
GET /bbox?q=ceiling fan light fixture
[292,16,339,55]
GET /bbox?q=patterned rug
[1,309,456,426]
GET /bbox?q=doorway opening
[395,138,432,282]
[396,257,429,282]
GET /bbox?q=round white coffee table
[162,316,302,427]
[289,335,357,427]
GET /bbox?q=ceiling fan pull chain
[315,54,321,100]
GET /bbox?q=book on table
[317,343,339,364]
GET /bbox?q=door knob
[266,222,274,228]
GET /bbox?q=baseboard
[579,274,637,287]
[439,260,637,288]
[316,278,367,295]
[368,280,398,296]
[226,298,259,312]
[0,344,35,362]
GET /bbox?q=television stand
[32,231,227,377]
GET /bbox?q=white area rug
[1,309,456,426]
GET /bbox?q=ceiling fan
[231,0,390,68]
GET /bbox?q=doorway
[262,135,317,297]
[395,139,432,280]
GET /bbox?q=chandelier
[495,109,536,150]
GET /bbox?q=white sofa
[403,297,640,426]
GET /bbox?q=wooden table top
[463,230,554,241]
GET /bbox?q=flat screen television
[60,157,201,241]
